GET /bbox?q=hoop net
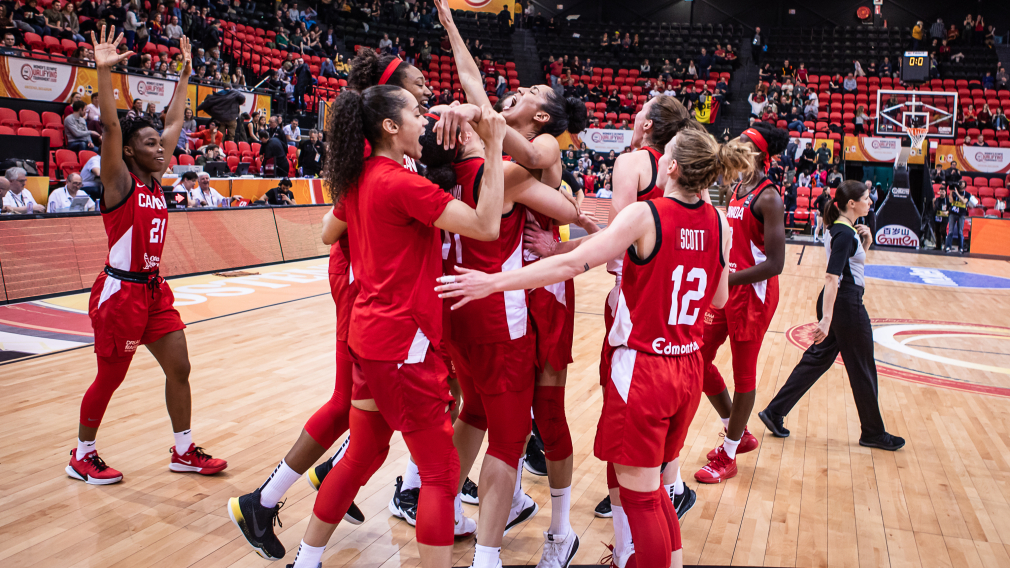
[906,127,928,149]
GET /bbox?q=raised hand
[90,26,133,69]
[179,36,192,76]
[473,104,505,144]
[433,0,455,29]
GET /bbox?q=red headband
[378,57,403,85]
[742,127,770,173]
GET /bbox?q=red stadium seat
[18,127,40,137]
[42,128,63,149]
[0,108,18,128]
[79,150,97,164]
[0,125,14,135]
[42,111,62,130]
[179,154,195,166]
[227,156,240,172]
[19,110,42,130]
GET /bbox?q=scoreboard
[901,51,929,83]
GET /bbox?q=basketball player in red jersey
[227,48,433,560]
[695,122,789,485]
[283,86,506,568]
[434,5,590,564]
[438,128,752,568]
[65,28,226,485]
[422,111,584,568]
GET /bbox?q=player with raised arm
[283,86,506,568]
[437,128,750,568]
[66,28,227,485]
[694,122,788,485]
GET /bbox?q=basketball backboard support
[875,89,958,140]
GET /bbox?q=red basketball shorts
[351,346,453,433]
[599,283,620,386]
[594,347,703,468]
[89,272,185,358]
[529,279,575,372]
[700,308,764,396]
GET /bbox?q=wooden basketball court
[2,243,1010,567]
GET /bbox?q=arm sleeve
[825,228,854,276]
[392,170,453,227]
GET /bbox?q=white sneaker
[600,543,634,568]
[455,513,477,538]
[536,529,580,568]
[503,492,539,535]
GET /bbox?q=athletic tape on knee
[532,384,573,460]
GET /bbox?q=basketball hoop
[906,126,928,149]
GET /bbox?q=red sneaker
[169,444,228,475]
[706,427,760,461]
[695,446,738,484]
[66,449,123,485]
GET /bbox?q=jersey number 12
[668,265,707,326]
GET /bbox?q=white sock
[724,437,741,460]
[612,504,633,557]
[76,439,96,460]
[512,456,525,504]
[549,486,571,535]
[291,541,325,568]
[331,435,350,466]
[260,460,302,508]
[664,483,675,500]
[455,493,463,522]
[720,417,730,429]
[173,429,193,454]
[402,459,421,491]
[473,544,501,568]
[673,467,684,495]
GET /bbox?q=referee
[759,180,905,451]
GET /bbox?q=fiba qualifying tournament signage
[581,128,634,153]
[844,135,925,164]
[0,56,79,101]
[935,144,1010,173]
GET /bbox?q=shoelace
[599,542,617,567]
[270,499,285,529]
[86,453,111,472]
[190,446,213,461]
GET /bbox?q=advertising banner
[844,135,925,164]
[874,185,922,248]
[121,74,180,112]
[448,0,512,14]
[0,56,81,102]
[581,128,634,153]
[935,144,1010,173]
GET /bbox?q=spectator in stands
[165,15,183,46]
[972,134,990,147]
[912,21,924,49]
[43,0,66,40]
[780,59,795,80]
[193,119,224,149]
[945,181,968,253]
[673,58,687,79]
[1,32,22,54]
[3,168,44,213]
[993,107,1009,131]
[145,102,164,131]
[79,150,101,198]
[15,0,50,36]
[195,144,224,166]
[799,141,816,174]
[758,63,773,83]
[752,26,765,65]
[973,15,985,45]
[747,88,767,119]
[497,4,512,34]
[686,60,697,80]
[930,18,945,41]
[842,73,857,93]
[804,98,818,121]
[853,106,869,135]
[865,60,877,76]
[548,55,562,87]
[65,100,101,152]
[816,142,831,168]
[189,172,227,207]
[984,25,996,48]
[47,173,95,212]
[258,178,297,205]
[853,59,865,78]
[377,32,391,53]
[640,58,651,78]
[698,48,713,79]
[787,106,805,132]
[283,118,302,146]
[258,128,290,178]
[298,129,324,177]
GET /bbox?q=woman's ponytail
[323,89,366,204]
[666,129,754,194]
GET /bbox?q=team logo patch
[787,318,1010,397]
[124,339,141,352]
[865,265,1010,288]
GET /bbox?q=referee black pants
[765,287,886,439]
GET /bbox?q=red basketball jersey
[607,145,664,277]
[724,178,780,340]
[101,172,169,273]
[443,157,530,344]
[609,198,724,356]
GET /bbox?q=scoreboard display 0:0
[902,51,929,83]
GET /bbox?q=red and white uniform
[337,156,453,432]
[524,208,575,372]
[600,145,663,385]
[594,197,724,468]
[89,173,184,357]
[443,158,535,463]
[701,179,780,397]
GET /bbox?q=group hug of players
[64,2,903,568]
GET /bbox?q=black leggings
[765,287,886,439]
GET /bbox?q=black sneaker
[759,410,790,438]
[859,432,906,451]
[594,494,613,518]
[306,447,364,525]
[523,437,547,476]
[227,488,285,560]
[673,484,697,520]
[387,475,419,526]
[460,476,479,505]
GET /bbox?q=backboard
[875,89,958,140]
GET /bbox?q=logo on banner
[787,318,1010,397]
[875,224,918,247]
[19,63,58,83]
[870,138,898,150]
[136,80,165,97]
[891,187,910,197]
[973,150,1004,163]
[590,131,625,144]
